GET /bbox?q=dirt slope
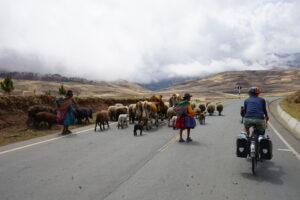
[158,68,300,97]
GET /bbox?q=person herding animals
[56,90,77,134]
[174,93,197,142]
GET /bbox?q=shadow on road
[178,141,203,146]
[241,161,285,185]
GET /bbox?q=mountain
[158,68,300,98]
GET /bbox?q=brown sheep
[95,111,110,131]
[207,104,215,116]
[216,103,224,116]
[198,104,206,113]
[128,104,136,124]
[108,105,117,121]
[33,112,57,129]
[206,102,211,107]
[116,106,128,121]
[169,94,182,107]
[135,101,143,123]
[27,105,56,126]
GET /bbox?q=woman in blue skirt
[175,93,197,142]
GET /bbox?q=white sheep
[117,114,128,129]
[169,115,177,129]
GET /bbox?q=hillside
[0,79,151,97]
[158,68,300,98]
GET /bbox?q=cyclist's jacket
[244,96,268,119]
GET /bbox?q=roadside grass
[280,90,300,121]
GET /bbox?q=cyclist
[243,87,269,136]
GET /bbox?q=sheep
[135,101,143,123]
[199,112,206,125]
[116,106,128,121]
[166,107,175,127]
[33,112,57,129]
[95,111,110,131]
[161,103,169,120]
[75,107,93,124]
[117,114,128,129]
[207,104,215,116]
[133,122,144,136]
[169,116,177,129]
[206,102,211,107]
[108,105,117,121]
[198,104,206,113]
[128,104,136,124]
[216,103,224,116]
[115,103,124,107]
[27,105,56,126]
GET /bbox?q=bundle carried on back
[173,101,188,116]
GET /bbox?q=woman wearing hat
[56,90,77,134]
[175,93,197,142]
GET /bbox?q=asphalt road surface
[0,99,299,200]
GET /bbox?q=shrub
[58,84,66,95]
[0,76,14,94]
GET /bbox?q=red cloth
[175,116,185,129]
[56,109,67,125]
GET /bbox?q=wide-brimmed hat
[183,93,192,99]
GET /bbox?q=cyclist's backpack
[173,102,188,116]
[236,132,249,158]
[258,135,273,160]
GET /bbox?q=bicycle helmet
[248,87,261,95]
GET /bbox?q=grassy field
[280,91,300,121]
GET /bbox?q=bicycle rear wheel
[252,157,257,175]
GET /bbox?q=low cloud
[0,0,299,83]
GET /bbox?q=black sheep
[75,107,93,124]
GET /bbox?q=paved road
[0,99,299,200]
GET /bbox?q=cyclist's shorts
[244,118,266,133]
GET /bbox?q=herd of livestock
[26,94,224,135]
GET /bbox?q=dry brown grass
[0,79,151,97]
[159,68,300,98]
[280,90,300,121]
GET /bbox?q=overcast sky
[0,0,299,83]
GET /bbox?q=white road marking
[269,122,300,160]
[277,148,292,152]
[0,122,117,156]
[74,128,94,134]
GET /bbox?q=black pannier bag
[259,135,273,160]
[236,132,249,158]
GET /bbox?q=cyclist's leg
[254,119,266,135]
[243,118,253,136]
